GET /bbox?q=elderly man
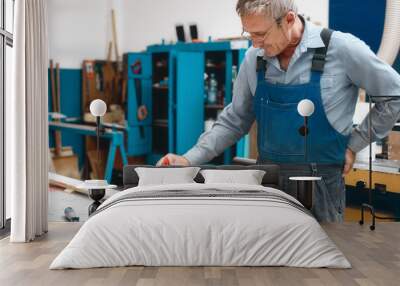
[157,0,400,222]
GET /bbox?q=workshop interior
[2,0,400,284]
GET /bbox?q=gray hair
[236,0,298,20]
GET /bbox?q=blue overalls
[254,29,350,222]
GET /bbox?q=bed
[50,164,351,269]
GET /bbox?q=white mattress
[50,183,351,269]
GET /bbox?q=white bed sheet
[50,183,351,269]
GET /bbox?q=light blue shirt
[184,20,400,165]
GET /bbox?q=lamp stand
[298,116,309,162]
[359,96,400,230]
[96,116,100,163]
[292,115,318,209]
[304,116,309,162]
[88,188,106,215]
[87,115,106,216]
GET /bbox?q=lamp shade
[297,99,315,117]
[90,99,107,117]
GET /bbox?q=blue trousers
[259,161,345,223]
[280,164,345,223]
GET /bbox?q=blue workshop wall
[48,68,85,168]
[329,0,386,53]
[394,54,400,71]
[330,0,400,74]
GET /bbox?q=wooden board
[86,148,107,179]
[388,131,400,160]
[344,206,394,222]
[249,122,258,160]
[49,146,74,157]
[49,172,87,194]
[52,155,80,179]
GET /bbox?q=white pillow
[200,169,266,185]
[135,167,201,186]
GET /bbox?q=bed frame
[123,164,279,188]
[122,158,314,210]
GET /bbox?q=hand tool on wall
[131,60,148,138]
[94,63,104,92]
[83,60,95,109]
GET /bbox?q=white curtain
[7,0,49,242]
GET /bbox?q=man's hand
[156,153,190,166]
[343,148,356,176]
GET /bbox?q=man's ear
[281,11,296,29]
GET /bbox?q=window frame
[1,0,14,233]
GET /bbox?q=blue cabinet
[145,47,205,164]
[175,52,205,154]
[180,42,249,163]
[125,41,249,165]
[124,52,153,156]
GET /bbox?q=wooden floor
[1,222,399,286]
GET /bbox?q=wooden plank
[388,131,400,160]
[54,63,63,156]
[49,172,86,193]
[49,60,63,157]
[111,9,120,62]
[49,60,58,114]
[249,122,258,160]
[52,155,80,179]
[344,207,393,222]
[87,149,107,180]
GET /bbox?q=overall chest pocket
[257,99,305,156]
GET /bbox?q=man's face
[241,13,292,57]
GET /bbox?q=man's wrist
[346,147,356,155]
[181,156,191,166]
[348,130,369,154]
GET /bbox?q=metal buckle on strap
[256,57,266,72]
[312,52,327,72]
[313,53,326,61]
[310,163,318,176]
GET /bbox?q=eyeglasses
[241,16,283,41]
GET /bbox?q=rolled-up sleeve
[339,34,400,153]
[183,55,256,165]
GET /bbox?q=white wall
[297,0,329,26]
[121,0,242,53]
[48,0,329,68]
[48,0,123,67]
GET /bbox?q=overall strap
[311,28,333,72]
[256,56,267,82]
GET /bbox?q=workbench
[345,158,400,217]
[49,121,128,183]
